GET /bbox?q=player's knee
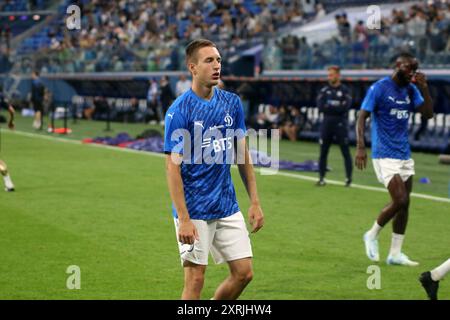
[401,196,410,210]
[395,195,409,209]
[186,274,205,291]
[233,269,253,285]
[244,270,254,284]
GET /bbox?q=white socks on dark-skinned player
[366,224,406,256]
[366,221,382,240]
[386,233,419,266]
[389,233,404,257]
[367,224,408,257]
[431,259,450,281]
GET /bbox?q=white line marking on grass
[5,130,165,158]
[6,130,450,203]
[261,169,450,204]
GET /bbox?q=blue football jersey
[164,87,247,220]
[361,77,424,160]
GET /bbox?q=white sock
[389,233,404,257]
[3,174,14,189]
[366,221,383,239]
[431,259,450,281]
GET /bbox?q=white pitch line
[4,129,165,158]
[5,129,450,204]
[262,168,450,204]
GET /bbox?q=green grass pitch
[0,115,449,299]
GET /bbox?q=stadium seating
[2,0,449,155]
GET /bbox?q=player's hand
[178,219,199,245]
[248,204,264,233]
[413,72,428,90]
[355,147,367,170]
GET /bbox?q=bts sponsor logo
[390,108,409,119]
[169,128,280,175]
[202,137,233,152]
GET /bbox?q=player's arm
[166,154,199,244]
[8,104,15,129]
[356,83,378,170]
[355,109,370,170]
[236,138,264,233]
[316,88,328,113]
[414,72,433,119]
[3,96,15,129]
[328,89,352,116]
[342,87,353,111]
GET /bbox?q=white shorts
[372,158,415,188]
[174,211,253,266]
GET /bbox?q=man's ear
[188,62,196,76]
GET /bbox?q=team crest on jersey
[224,114,233,127]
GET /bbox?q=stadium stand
[0,0,449,155]
[6,0,448,73]
[270,0,450,69]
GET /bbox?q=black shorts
[33,100,44,113]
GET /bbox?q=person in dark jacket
[31,70,46,130]
[159,76,175,124]
[316,66,353,186]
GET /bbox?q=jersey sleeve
[343,86,353,109]
[361,83,379,112]
[410,83,425,110]
[164,106,188,155]
[234,97,247,140]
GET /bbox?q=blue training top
[361,76,424,160]
[164,87,247,220]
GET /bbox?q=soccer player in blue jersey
[164,39,264,300]
[355,53,433,266]
[0,85,16,192]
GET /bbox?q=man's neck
[329,81,340,88]
[391,72,407,87]
[192,83,214,101]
